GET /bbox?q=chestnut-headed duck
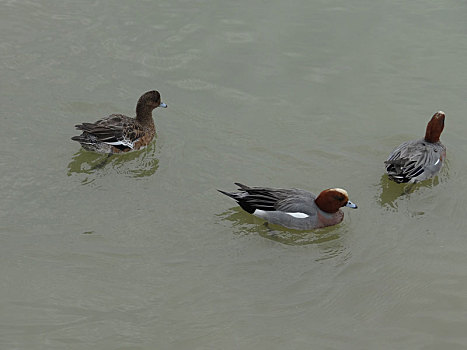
[71,90,167,153]
[218,183,357,230]
[385,111,446,183]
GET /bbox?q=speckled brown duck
[71,90,167,153]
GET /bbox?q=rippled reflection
[378,160,449,209]
[67,141,159,181]
[218,207,344,247]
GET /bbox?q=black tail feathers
[217,189,237,199]
[218,186,256,214]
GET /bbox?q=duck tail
[218,188,256,214]
[234,182,250,190]
[71,135,85,142]
[217,189,237,199]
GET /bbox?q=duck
[218,183,357,230]
[385,111,446,183]
[71,90,167,153]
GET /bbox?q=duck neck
[136,104,154,125]
[424,127,440,143]
[424,114,444,143]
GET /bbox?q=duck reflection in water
[67,142,159,180]
[218,206,345,247]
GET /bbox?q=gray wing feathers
[275,193,316,214]
[233,183,316,214]
[385,139,445,182]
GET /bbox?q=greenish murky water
[2,0,467,348]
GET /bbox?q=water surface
[2,0,467,348]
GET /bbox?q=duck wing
[74,114,143,149]
[219,183,316,215]
[385,139,445,183]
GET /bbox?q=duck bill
[159,102,168,108]
[345,201,358,209]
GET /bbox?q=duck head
[315,188,358,213]
[137,90,167,111]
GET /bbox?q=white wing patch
[286,212,309,218]
[104,136,136,149]
[253,209,309,219]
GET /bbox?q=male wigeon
[71,90,167,153]
[385,111,446,183]
[218,183,357,230]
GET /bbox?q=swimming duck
[385,111,446,183]
[218,183,357,230]
[71,90,167,153]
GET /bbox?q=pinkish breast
[316,210,344,228]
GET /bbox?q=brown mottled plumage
[71,90,167,153]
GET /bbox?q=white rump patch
[253,209,267,218]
